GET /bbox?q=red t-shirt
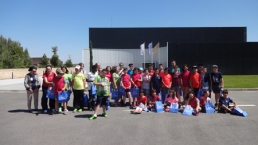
[121,74,131,89]
[159,71,164,77]
[190,73,202,88]
[53,76,65,96]
[106,73,111,82]
[149,95,160,103]
[149,70,155,77]
[199,96,211,107]
[131,73,141,87]
[161,73,172,88]
[181,70,191,87]
[137,96,147,105]
[42,72,56,87]
[188,97,199,108]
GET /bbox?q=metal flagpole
[144,42,145,68]
[158,42,160,65]
[151,42,153,65]
[166,42,168,67]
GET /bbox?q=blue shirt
[210,72,222,86]
[201,74,209,88]
[219,97,233,107]
[150,75,161,92]
[127,70,133,78]
[169,66,180,74]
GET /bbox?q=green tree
[89,41,93,71]
[40,54,49,67]
[0,35,32,68]
[23,48,32,67]
[50,46,59,67]
[65,58,73,67]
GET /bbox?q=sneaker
[215,103,218,108]
[73,108,78,113]
[102,112,108,117]
[78,109,82,112]
[64,109,68,115]
[89,115,97,120]
[195,112,199,116]
[43,110,48,113]
[58,108,62,113]
[34,109,38,112]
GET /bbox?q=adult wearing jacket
[24,66,41,113]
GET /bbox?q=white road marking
[229,105,256,107]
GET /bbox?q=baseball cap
[75,65,81,70]
[139,67,143,71]
[56,68,64,74]
[192,65,198,68]
[212,65,218,68]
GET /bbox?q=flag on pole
[148,42,153,55]
[140,43,145,55]
[152,42,159,54]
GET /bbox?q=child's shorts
[96,96,108,106]
[125,89,130,93]
[172,87,181,93]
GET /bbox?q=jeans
[161,87,170,104]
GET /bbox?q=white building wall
[82,47,168,72]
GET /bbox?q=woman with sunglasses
[24,66,41,113]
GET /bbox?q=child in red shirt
[190,65,202,97]
[148,90,160,110]
[130,67,142,108]
[131,90,147,114]
[52,68,67,115]
[200,90,213,112]
[120,67,132,108]
[185,91,201,116]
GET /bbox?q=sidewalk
[0,77,43,92]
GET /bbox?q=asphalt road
[0,91,257,145]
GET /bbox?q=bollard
[12,72,13,79]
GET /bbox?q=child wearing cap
[190,65,202,97]
[52,68,67,114]
[218,89,237,113]
[210,65,224,108]
[71,65,86,113]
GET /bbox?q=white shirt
[142,74,151,89]
[87,71,98,90]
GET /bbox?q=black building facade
[168,42,258,75]
[89,27,258,75]
[89,27,246,48]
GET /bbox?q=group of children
[35,61,237,119]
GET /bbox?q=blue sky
[1,0,258,64]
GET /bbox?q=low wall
[0,68,74,80]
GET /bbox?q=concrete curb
[226,88,258,91]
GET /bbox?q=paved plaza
[0,90,257,145]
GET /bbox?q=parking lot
[0,91,257,145]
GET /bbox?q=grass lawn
[224,75,258,88]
